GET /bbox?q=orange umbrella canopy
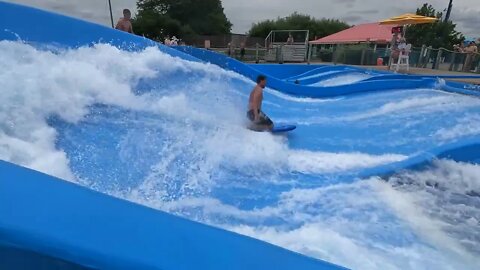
[379,13,438,25]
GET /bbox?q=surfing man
[115,9,134,34]
[247,75,273,131]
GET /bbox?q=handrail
[265,30,310,49]
[264,31,273,49]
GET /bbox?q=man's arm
[252,89,262,121]
[128,22,134,34]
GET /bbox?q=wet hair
[256,75,266,84]
[123,9,131,15]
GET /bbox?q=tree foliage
[406,3,464,49]
[132,0,232,40]
[248,13,350,40]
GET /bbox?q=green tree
[248,13,350,40]
[406,3,464,49]
[132,0,232,40]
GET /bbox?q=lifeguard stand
[265,30,309,62]
[390,43,411,71]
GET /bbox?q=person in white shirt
[171,36,179,46]
[164,35,171,46]
[286,33,294,45]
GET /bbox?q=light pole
[108,0,114,28]
[444,0,453,22]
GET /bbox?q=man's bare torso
[116,19,132,33]
[248,85,263,111]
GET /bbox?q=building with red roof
[310,23,394,45]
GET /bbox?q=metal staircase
[264,30,309,62]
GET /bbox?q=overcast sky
[5,0,480,38]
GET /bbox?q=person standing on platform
[115,9,134,34]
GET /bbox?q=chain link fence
[210,46,267,63]
[202,44,480,74]
[310,45,480,73]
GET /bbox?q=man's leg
[258,111,274,130]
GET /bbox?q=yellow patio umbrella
[380,14,437,70]
[379,13,438,26]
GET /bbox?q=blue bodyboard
[271,125,296,133]
[247,124,296,133]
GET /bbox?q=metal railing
[210,45,307,63]
[264,30,309,62]
[264,45,308,62]
[265,30,309,49]
[211,45,267,63]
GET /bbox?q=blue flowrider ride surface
[272,124,297,133]
[0,2,346,270]
[0,160,345,270]
[1,1,480,270]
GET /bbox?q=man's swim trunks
[247,109,273,125]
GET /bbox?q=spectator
[240,42,246,60]
[286,33,294,45]
[454,42,465,52]
[227,42,232,56]
[227,42,235,57]
[389,33,400,68]
[171,36,179,46]
[466,41,478,53]
[470,41,479,72]
[164,35,171,46]
[115,9,134,34]
[463,41,478,72]
[452,43,466,71]
[398,38,407,49]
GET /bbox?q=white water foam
[435,114,480,140]
[309,73,372,87]
[0,40,404,188]
[296,70,340,81]
[343,95,480,122]
[115,119,407,201]
[272,89,480,126]
[0,40,240,180]
[264,88,345,103]
[123,161,480,270]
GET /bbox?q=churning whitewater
[1,40,480,269]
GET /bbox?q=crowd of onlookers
[163,35,184,46]
[453,41,478,72]
[227,42,246,59]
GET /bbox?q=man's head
[257,75,267,88]
[123,9,131,20]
